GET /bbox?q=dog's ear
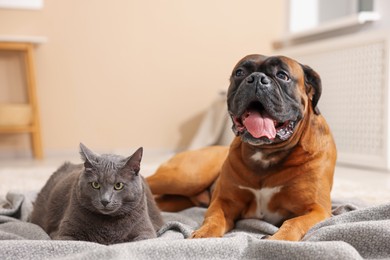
[301,64,322,115]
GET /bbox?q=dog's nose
[259,74,271,85]
[246,73,270,86]
[246,75,255,84]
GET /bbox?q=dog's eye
[235,69,246,77]
[276,71,290,81]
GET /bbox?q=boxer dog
[147,54,337,241]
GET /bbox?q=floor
[1,154,390,206]
[0,152,174,198]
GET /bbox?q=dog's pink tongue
[243,110,276,139]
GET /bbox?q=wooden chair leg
[24,44,43,159]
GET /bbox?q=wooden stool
[0,37,46,159]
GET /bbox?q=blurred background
[1,0,390,197]
[0,0,285,158]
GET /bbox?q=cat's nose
[101,199,110,207]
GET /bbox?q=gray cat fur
[30,143,164,245]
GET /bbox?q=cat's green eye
[91,182,101,189]
[114,182,124,190]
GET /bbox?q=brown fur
[147,146,228,211]
[146,55,336,241]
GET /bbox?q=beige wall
[0,0,284,157]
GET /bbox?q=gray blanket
[0,192,389,260]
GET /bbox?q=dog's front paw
[267,230,301,241]
[191,224,223,239]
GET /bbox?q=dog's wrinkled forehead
[231,54,267,72]
[231,54,303,77]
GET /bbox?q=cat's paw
[53,235,76,241]
[132,235,154,242]
[131,232,157,242]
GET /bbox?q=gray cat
[30,143,164,245]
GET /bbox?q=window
[0,0,43,10]
[289,0,374,34]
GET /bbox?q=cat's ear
[123,147,143,176]
[79,143,99,170]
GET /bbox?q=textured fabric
[187,93,233,150]
[1,192,389,260]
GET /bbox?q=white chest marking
[251,151,263,161]
[251,151,271,168]
[239,185,283,225]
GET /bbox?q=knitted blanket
[0,191,389,260]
